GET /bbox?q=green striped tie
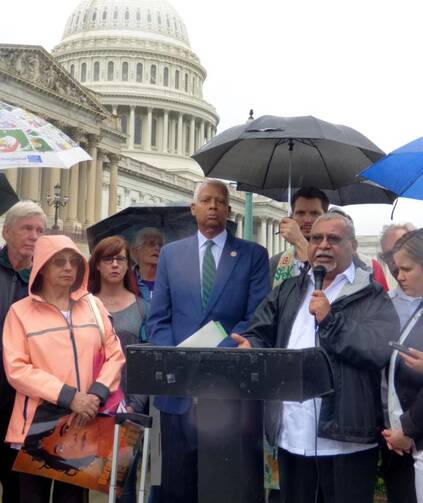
[202,240,216,310]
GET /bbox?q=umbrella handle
[287,139,294,209]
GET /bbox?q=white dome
[63,0,190,47]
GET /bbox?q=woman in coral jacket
[2,234,125,503]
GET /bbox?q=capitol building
[0,0,295,255]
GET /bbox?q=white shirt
[280,262,377,456]
[389,286,422,329]
[197,229,227,280]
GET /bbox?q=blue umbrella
[360,137,423,200]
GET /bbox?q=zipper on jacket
[33,299,82,391]
[21,396,28,434]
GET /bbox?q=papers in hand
[177,320,227,348]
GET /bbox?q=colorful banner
[13,403,142,495]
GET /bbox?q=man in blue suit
[148,178,270,503]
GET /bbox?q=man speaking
[233,213,399,503]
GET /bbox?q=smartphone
[389,341,414,357]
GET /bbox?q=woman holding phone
[382,229,423,502]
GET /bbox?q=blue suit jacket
[148,232,270,414]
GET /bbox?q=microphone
[313,265,327,291]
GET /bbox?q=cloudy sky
[2,0,423,235]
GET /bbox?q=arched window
[147,11,152,23]
[113,8,118,20]
[107,61,114,81]
[163,67,169,87]
[122,62,129,81]
[134,116,142,145]
[136,63,143,82]
[92,9,97,21]
[166,15,170,28]
[70,64,75,77]
[157,13,161,25]
[175,70,180,90]
[81,63,87,82]
[136,9,141,21]
[93,62,100,81]
[151,118,157,147]
[184,73,188,92]
[192,76,196,95]
[76,13,80,25]
[150,64,156,84]
[125,9,130,21]
[102,9,107,21]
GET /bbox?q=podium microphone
[313,265,327,291]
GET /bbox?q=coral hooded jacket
[2,235,125,443]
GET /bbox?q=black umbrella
[0,173,19,214]
[193,115,385,203]
[86,203,237,252]
[236,180,396,206]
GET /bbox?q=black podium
[126,346,333,503]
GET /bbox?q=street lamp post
[46,183,68,233]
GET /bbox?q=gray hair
[133,227,164,248]
[4,200,46,229]
[312,212,356,241]
[193,179,230,204]
[380,223,416,246]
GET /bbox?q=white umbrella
[0,100,91,169]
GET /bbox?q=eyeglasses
[309,234,345,246]
[101,255,128,265]
[51,255,82,268]
[378,251,394,263]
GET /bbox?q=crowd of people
[0,179,422,503]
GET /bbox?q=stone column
[146,107,153,151]
[4,169,18,191]
[163,110,169,153]
[77,161,87,225]
[128,106,135,150]
[189,116,196,155]
[206,123,212,142]
[177,113,183,155]
[108,154,120,216]
[199,120,205,148]
[64,163,80,230]
[236,215,243,238]
[85,136,98,226]
[267,219,273,253]
[21,168,40,202]
[95,150,104,222]
[260,218,267,247]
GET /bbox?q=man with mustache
[270,187,329,288]
[232,213,399,503]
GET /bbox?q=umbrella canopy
[86,203,237,252]
[360,137,423,200]
[237,180,396,206]
[0,100,91,169]
[193,115,384,194]
[0,173,19,214]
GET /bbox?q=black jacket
[244,267,400,446]
[395,314,423,450]
[0,248,30,416]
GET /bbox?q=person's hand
[231,333,252,349]
[400,347,423,373]
[70,392,100,420]
[309,291,331,323]
[279,218,309,260]
[382,428,413,455]
[67,412,90,429]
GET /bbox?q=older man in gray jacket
[233,213,399,503]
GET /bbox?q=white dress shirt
[280,262,377,456]
[389,286,422,329]
[197,229,227,280]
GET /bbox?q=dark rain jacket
[243,266,400,446]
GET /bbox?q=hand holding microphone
[309,265,331,323]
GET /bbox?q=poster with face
[13,403,142,495]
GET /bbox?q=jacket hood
[29,235,88,300]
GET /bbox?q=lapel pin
[230,251,237,257]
